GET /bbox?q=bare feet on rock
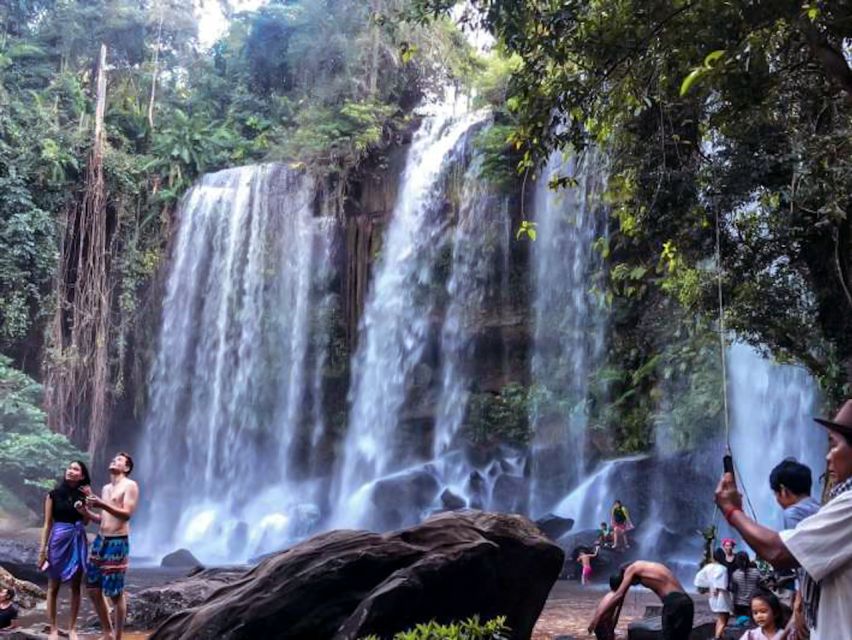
[68,629,79,640]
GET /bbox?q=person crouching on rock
[77,452,139,640]
[0,587,18,631]
[37,460,93,640]
[589,561,694,640]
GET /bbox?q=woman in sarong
[37,460,92,640]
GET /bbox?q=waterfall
[551,342,825,579]
[433,156,506,457]
[332,102,489,527]
[727,342,826,530]
[138,164,335,562]
[529,150,608,515]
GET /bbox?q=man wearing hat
[715,400,852,640]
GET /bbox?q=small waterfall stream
[529,150,608,515]
[331,101,489,527]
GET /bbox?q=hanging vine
[45,44,115,463]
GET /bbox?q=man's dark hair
[769,459,812,496]
[609,571,624,591]
[734,550,751,571]
[713,546,728,564]
[116,451,134,475]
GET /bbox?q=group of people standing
[587,399,852,640]
[34,452,139,640]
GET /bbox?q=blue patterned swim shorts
[86,535,129,598]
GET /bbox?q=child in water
[740,591,788,639]
[577,546,599,586]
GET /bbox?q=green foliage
[0,0,473,441]
[0,355,87,511]
[465,384,532,446]
[514,220,536,242]
[414,0,852,411]
[360,615,510,640]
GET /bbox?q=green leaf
[679,67,706,96]
[703,50,725,67]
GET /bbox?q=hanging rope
[711,210,759,537]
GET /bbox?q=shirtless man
[588,561,694,640]
[587,575,624,639]
[77,452,139,640]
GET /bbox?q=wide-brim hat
[814,399,852,439]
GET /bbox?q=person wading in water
[589,561,694,640]
[77,452,139,640]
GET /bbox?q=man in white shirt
[715,399,852,640]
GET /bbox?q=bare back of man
[627,561,686,599]
[590,561,694,640]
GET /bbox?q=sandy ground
[8,570,704,639]
[532,581,665,639]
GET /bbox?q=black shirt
[49,483,87,524]
[0,604,18,629]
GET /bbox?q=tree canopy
[413,0,852,409]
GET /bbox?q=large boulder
[130,568,245,630]
[161,549,204,570]
[149,510,563,640]
[0,529,41,566]
[534,514,574,541]
[369,468,441,530]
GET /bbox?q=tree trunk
[45,43,114,464]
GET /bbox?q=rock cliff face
[144,511,563,640]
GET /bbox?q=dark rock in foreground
[130,568,245,630]
[148,510,564,640]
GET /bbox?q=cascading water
[553,342,825,576]
[529,150,608,515]
[433,156,507,458]
[332,101,490,527]
[138,164,336,562]
[727,342,825,530]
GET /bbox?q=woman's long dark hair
[57,460,92,490]
[734,550,752,571]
